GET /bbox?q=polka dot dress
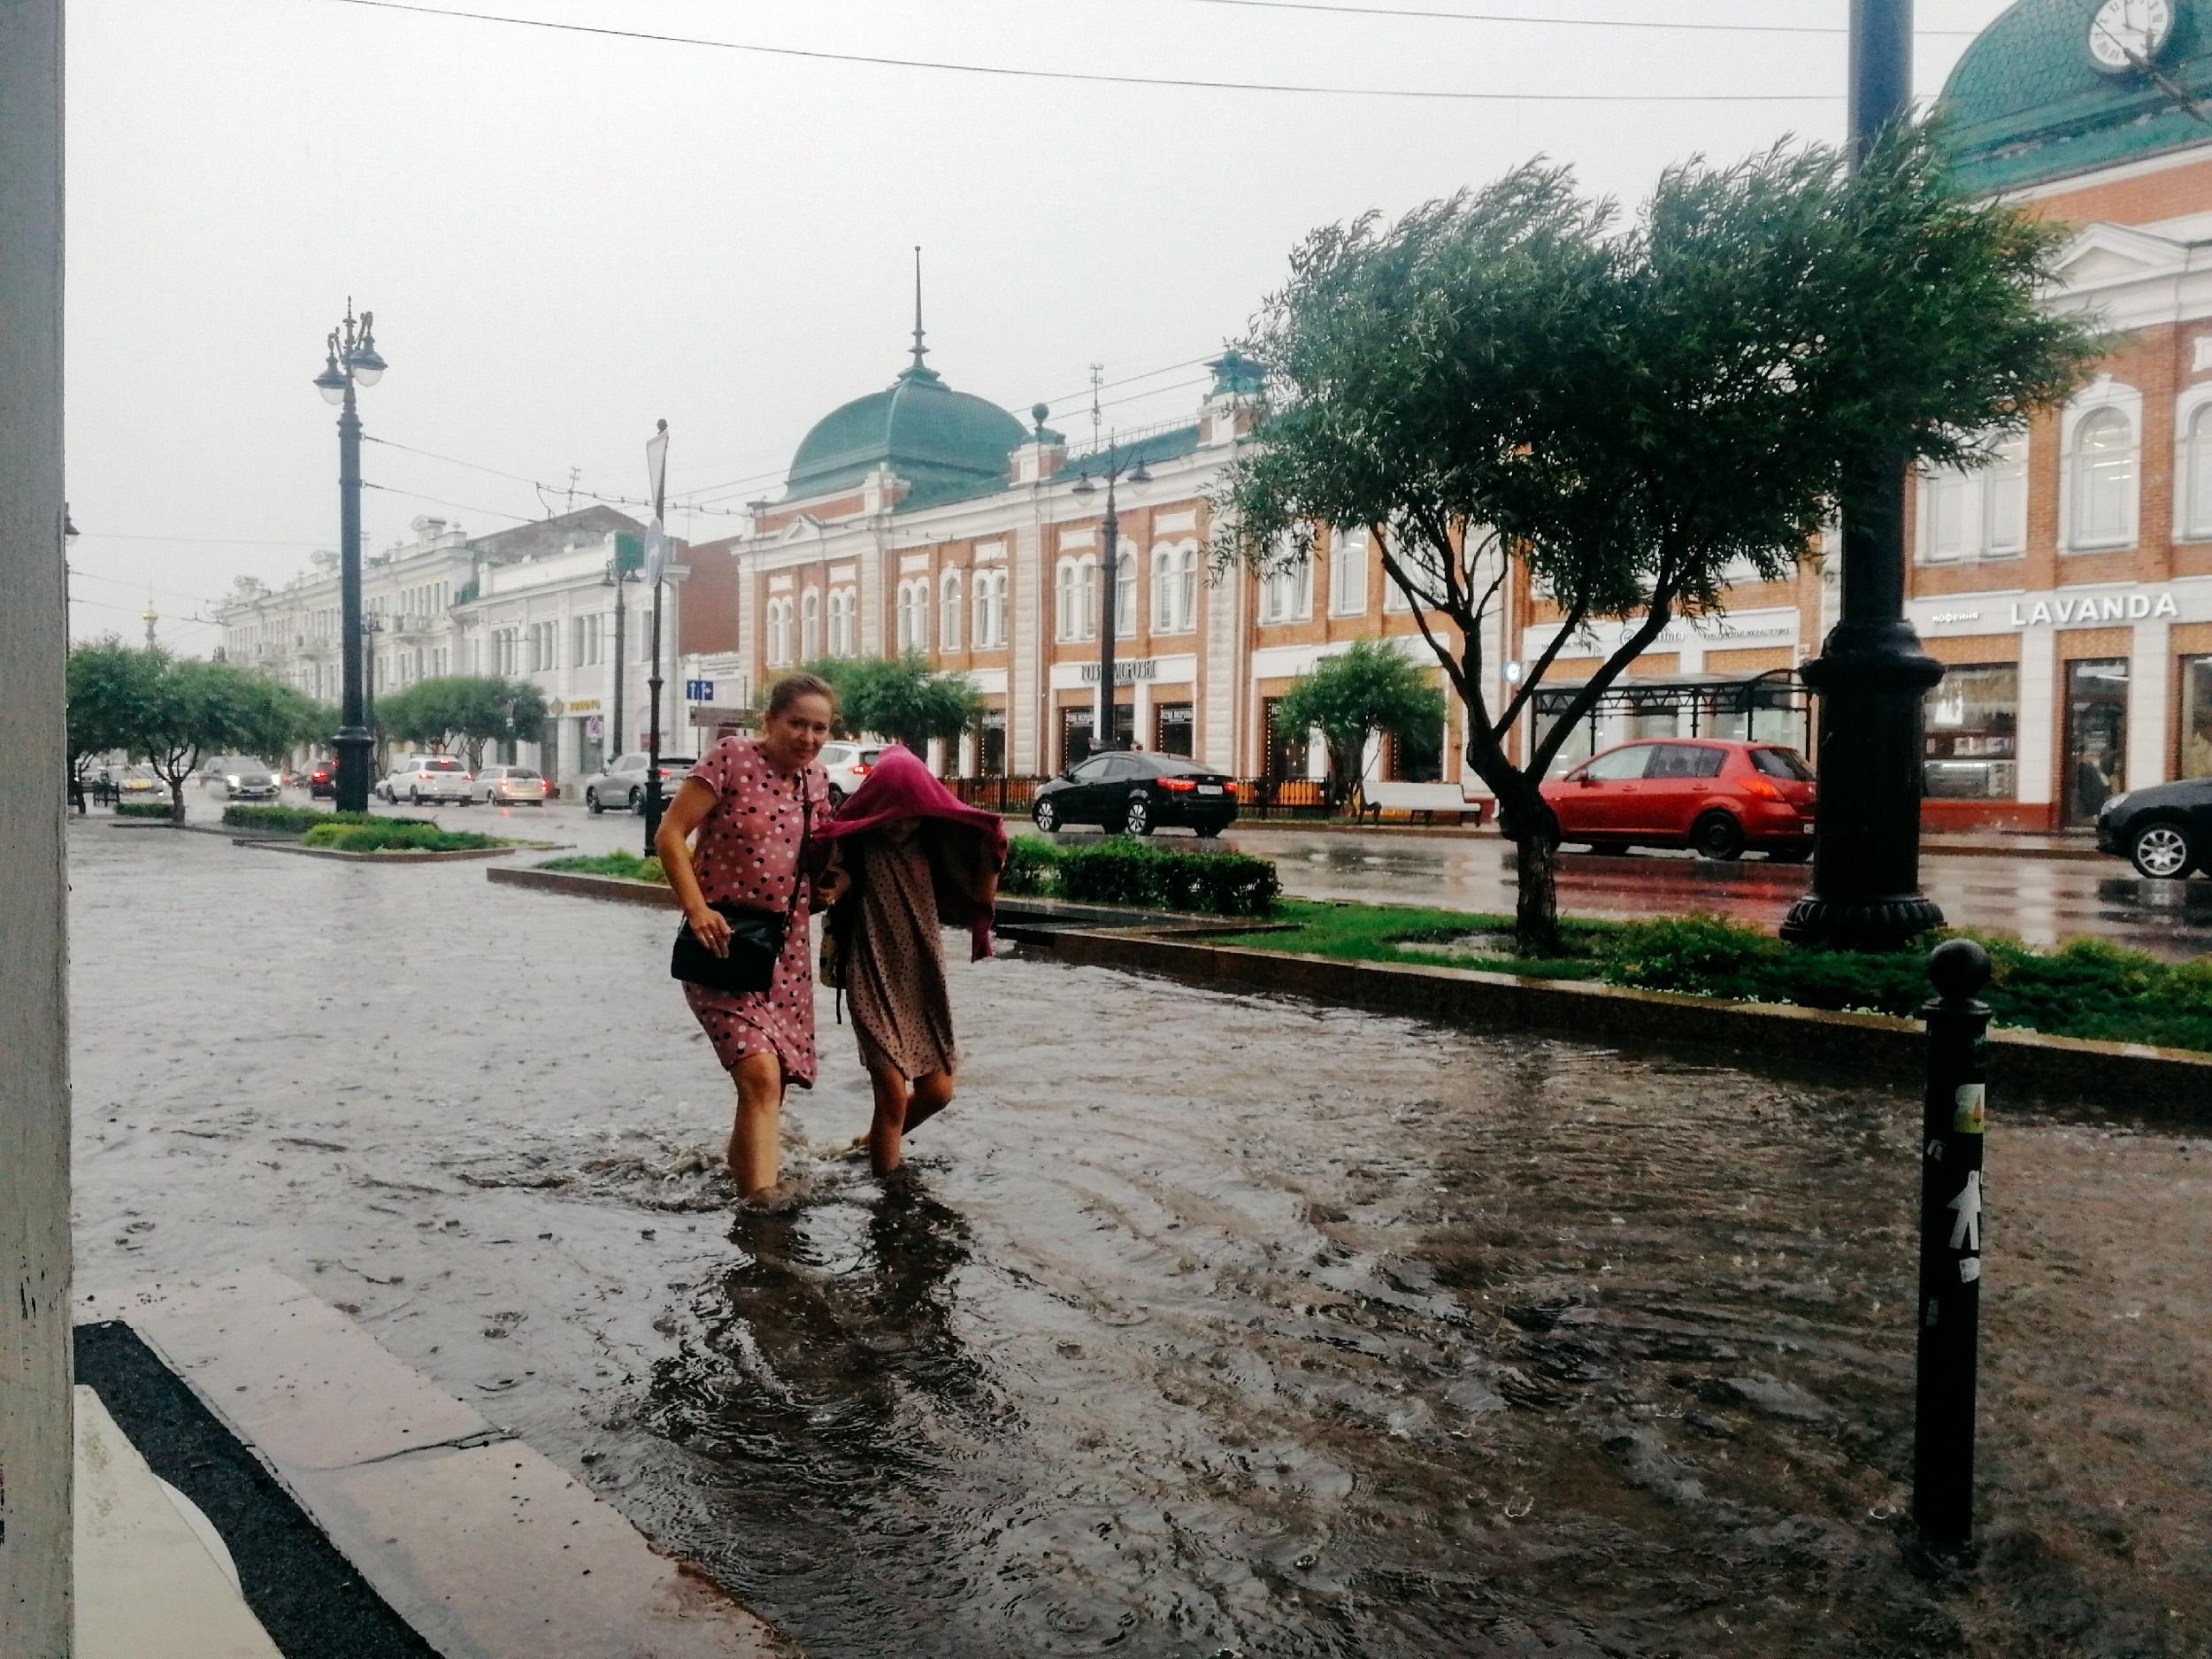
[679,736,830,1089]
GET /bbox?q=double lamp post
[312,302,388,815]
[1067,426,1150,758]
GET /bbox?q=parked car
[204,756,280,801]
[1031,751,1240,836]
[306,757,339,799]
[818,741,885,806]
[473,764,553,806]
[580,753,696,814]
[378,755,472,805]
[2095,777,2212,879]
[116,765,165,800]
[1539,739,1817,862]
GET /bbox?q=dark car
[1032,752,1238,836]
[306,758,339,799]
[2095,777,2212,879]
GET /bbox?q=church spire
[908,245,928,375]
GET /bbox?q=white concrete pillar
[0,4,73,1652]
[2128,619,2171,790]
[2017,626,2058,807]
[1133,677,1153,751]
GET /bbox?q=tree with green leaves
[1217,122,2100,952]
[131,657,260,820]
[803,654,980,760]
[1273,638,1447,808]
[229,675,334,764]
[65,639,163,809]
[377,675,549,769]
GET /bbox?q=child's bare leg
[867,1062,911,1176]
[902,1071,956,1136]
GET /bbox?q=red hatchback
[1540,739,1818,862]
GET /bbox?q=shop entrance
[1061,703,1133,769]
[2062,658,2129,826]
[1155,703,1194,757]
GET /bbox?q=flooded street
[72,824,2212,1657]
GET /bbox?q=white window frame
[2177,388,2212,541]
[1260,534,1313,625]
[976,569,1005,649]
[1330,526,1369,617]
[1114,549,1137,638]
[941,569,964,652]
[2060,380,2141,553]
[1916,433,2027,564]
[801,588,821,662]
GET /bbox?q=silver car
[580,753,695,815]
[472,764,552,806]
[205,756,280,801]
[378,754,472,805]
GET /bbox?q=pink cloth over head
[818,746,1010,959]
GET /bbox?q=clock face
[2089,0,2175,72]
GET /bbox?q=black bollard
[1914,936,1991,1542]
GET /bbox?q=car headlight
[226,775,243,786]
[2101,792,2128,817]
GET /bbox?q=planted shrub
[541,852,667,883]
[1006,836,1279,918]
[220,804,432,833]
[299,821,502,854]
[114,800,173,820]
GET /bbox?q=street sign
[685,679,715,701]
[643,518,669,585]
[611,532,644,574]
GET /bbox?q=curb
[1039,929,2212,1121]
[243,841,519,864]
[488,865,679,906]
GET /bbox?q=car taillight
[1223,781,1238,795]
[1160,779,1196,793]
[849,764,871,777]
[1741,776,1781,800]
[419,772,434,780]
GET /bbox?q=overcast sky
[65,0,2013,650]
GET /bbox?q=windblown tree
[131,657,259,820]
[1273,638,1447,808]
[804,653,981,761]
[1217,122,2100,951]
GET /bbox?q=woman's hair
[765,672,837,719]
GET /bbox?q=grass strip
[222,804,434,833]
[1217,902,2212,1054]
[298,821,507,854]
[541,851,667,883]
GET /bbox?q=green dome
[784,357,1026,506]
[1941,0,2212,195]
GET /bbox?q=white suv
[378,755,472,805]
[818,742,885,805]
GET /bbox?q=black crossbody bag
[670,789,811,995]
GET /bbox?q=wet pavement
[72,821,2212,1657]
[360,792,2212,960]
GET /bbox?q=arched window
[941,570,964,652]
[1115,550,1137,637]
[827,588,852,657]
[768,599,791,666]
[801,590,820,661]
[2070,406,2137,549]
[1261,535,1312,624]
[1152,548,1178,634]
[2184,403,2212,541]
[1056,561,1079,641]
[1078,556,1100,639]
[976,570,1004,648]
[1177,548,1199,634]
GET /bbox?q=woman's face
[760,695,833,771]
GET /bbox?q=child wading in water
[817,747,1008,1177]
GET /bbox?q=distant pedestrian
[816,747,1007,1177]
[655,672,836,1202]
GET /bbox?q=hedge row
[300,821,503,853]
[541,852,667,883]
[222,804,434,833]
[114,800,173,820]
[1001,835,1280,918]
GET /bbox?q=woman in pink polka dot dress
[654,673,835,1201]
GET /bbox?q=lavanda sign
[2009,593,2179,626]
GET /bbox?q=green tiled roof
[1942,0,2212,195]
[784,361,1027,505]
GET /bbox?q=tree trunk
[168,778,185,823]
[1496,780,1563,956]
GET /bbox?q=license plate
[1802,823,1816,834]
[1197,785,1223,795]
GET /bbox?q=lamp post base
[334,725,375,815]
[1781,891,1946,952]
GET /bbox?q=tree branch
[1526,576,1683,778]
[1494,598,1589,738]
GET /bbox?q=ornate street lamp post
[312,302,388,813]
[643,419,672,853]
[1069,442,1151,758]
[1782,0,1945,951]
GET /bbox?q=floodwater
[70,824,2212,1657]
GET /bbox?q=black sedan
[2096,777,2212,879]
[1032,752,1239,836]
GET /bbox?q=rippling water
[67,826,2211,1658]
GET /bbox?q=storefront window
[2062,659,2129,826]
[1923,664,2018,800]
[1155,703,1194,758]
[1389,704,1444,782]
[1263,697,1312,780]
[979,710,1006,777]
[2181,657,2212,780]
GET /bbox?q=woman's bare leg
[866,1062,911,1176]
[902,1071,956,1137]
[730,1052,786,1198]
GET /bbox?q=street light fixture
[1069,443,1151,759]
[312,300,388,812]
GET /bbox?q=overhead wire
[312,0,1841,101]
[360,480,538,523]
[1169,0,1982,38]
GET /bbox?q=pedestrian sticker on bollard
[1947,1170,1983,1253]
[1953,1083,1985,1134]
[1960,1258,1981,1284]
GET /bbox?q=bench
[1355,781,1487,827]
